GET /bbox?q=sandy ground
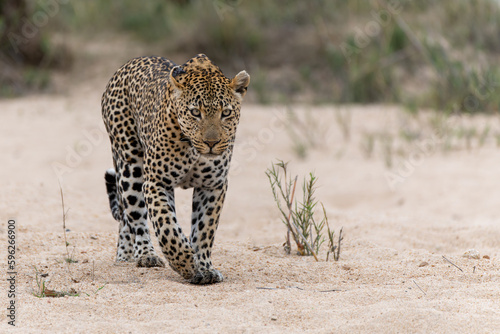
[1,39,500,333]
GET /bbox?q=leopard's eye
[190,108,201,118]
[221,109,232,118]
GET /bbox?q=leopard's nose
[204,139,221,148]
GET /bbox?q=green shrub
[6,0,500,111]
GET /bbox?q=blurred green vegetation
[2,0,500,112]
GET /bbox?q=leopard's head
[169,54,250,156]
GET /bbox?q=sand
[1,40,499,333]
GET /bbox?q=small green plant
[285,107,331,159]
[83,284,107,297]
[285,107,314,159]
[335,108,351,143]
[360,132,376,159]
[399,127,421,144]
[380,133,394,168]
[266,160,343,261]
[457,126,477,151]
[33,266,48,298]
[478,125,491,148]
[59,183,78,271]
[32,267,78,298]
[324,206,343,262]
[295,173,326,256]
[65,247,78,264]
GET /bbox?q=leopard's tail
[104,168,123,222]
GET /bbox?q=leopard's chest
[175,151,230,190]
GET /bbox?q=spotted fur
[101,54,250,284]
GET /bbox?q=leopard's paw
[190,268,223,285]
[136,254,165,268]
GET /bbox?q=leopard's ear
[169,65,186,93]
[230,70,250,99]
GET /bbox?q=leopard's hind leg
[105,166,135,262]
[105,147,165,267]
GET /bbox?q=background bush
[2,0,500,112]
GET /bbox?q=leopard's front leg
[143,180,198,280]
[189,181,227,284]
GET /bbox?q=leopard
[101,54,250,284]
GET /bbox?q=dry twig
[442,255,463,272]
[413,280,427,295]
